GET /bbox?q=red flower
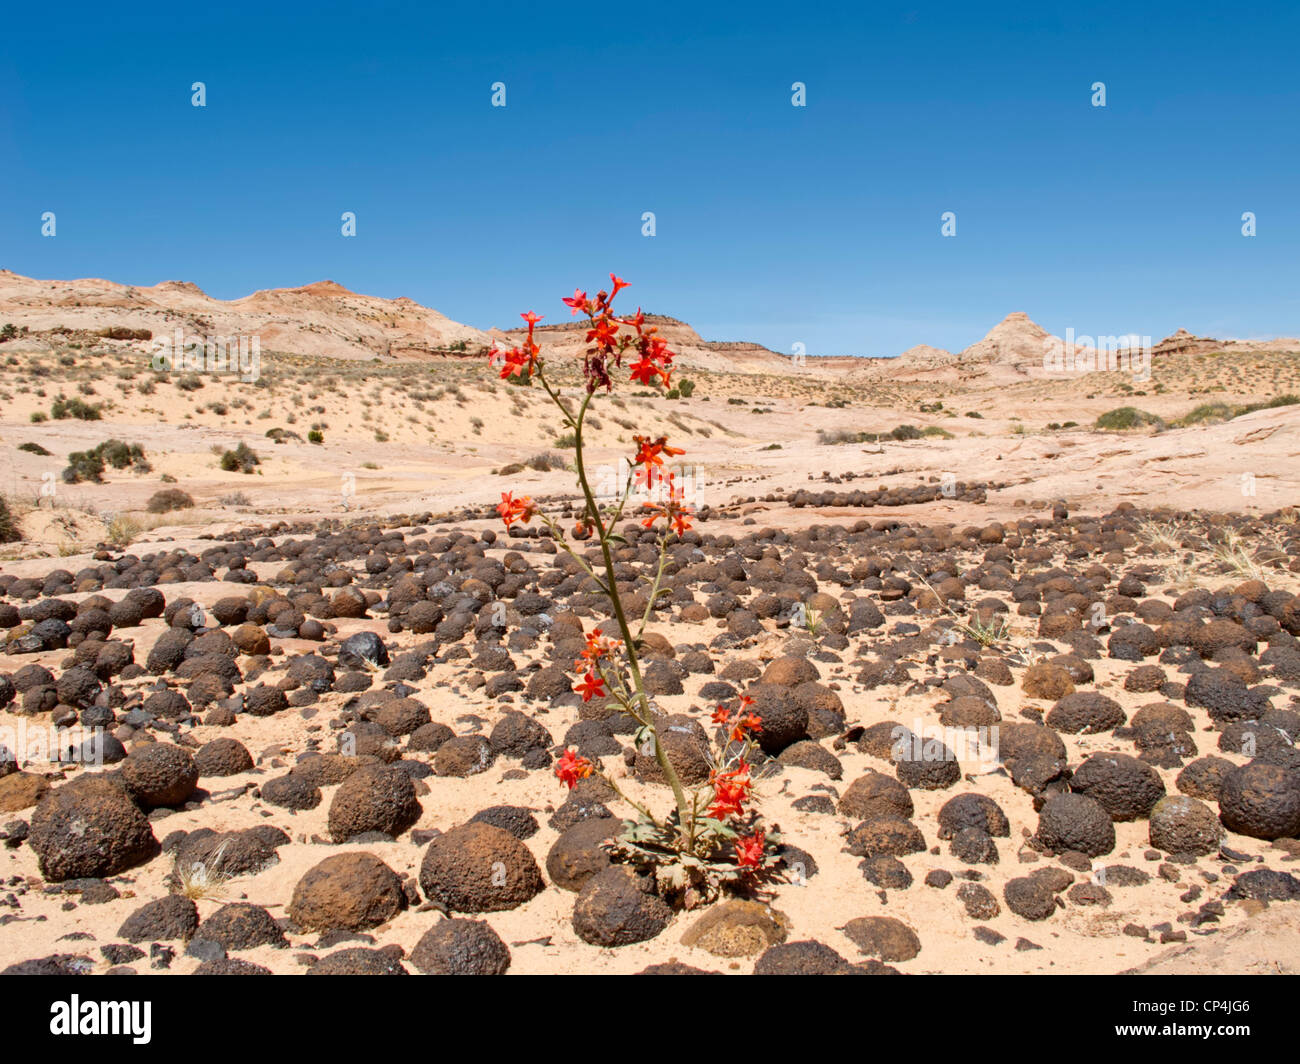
[735,830,766,869]
[573,671,606,702]
[521,310,543,328]
[574,628,620,670]
[555,748,594,789]
[496,491,536,528]
[707,763,753,820]
[711,704,731,726]
[629,356,665,387]
[730,711,763,742]
[586,317,620,350]
[639,478,693,536]
[633,435,685,472]
[609,274,629,299]
[562,289,589,315]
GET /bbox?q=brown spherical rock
[289,852,406,931]
[410,918,511,975]
[680,900,790,957]
[194,738,254,777]
[838,771,914,820]
[433,735,496,778]
[1003,876,1057,921]
[572,866,673,947]
[29,776,158,881]
[761,655,821,687]
[121,742,199,809]
[1149,795,1222,856]
[1045,692,1126,734]
[419,822,544,913]
[1022,663,1075,700]
[840,915,921,961]
[545,817,616,892]
[1219,762,1300,840]
[0,771,49,811]
[1069,753,1166,822]
[326,763,421,842]
[1036,793,1116,858]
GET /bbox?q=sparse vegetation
[0,497,19,543]
[62,439,149,483]
[525,452,569,472]
[219,442,261,473]
[50,395,103,421]
[147,488,196,513]
[1095,406,1163,431]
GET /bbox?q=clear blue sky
[1,1,1297,357]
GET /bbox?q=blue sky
[1,1,1297,357]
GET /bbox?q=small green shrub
[147,488,195,513]
[219,442,261,473]
[1095,407,1164,431]
[50,395,102,421]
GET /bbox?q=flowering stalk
[489,276,693,840]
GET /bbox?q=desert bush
[677,378,696,398]
[50,395,102,421]
[0,497,19,543]
[97,326,153,341]
[890,423,923,440]
[106,514,143,548]
[219,442,261,473]
[62,439,149,484]
[62,450,106,484]
[525,452,569,472]
[307,429,324,444]
[817,428,877,445]
[175,373,204,392]
[147,488,195,513]
[1095,406,1164,431]
[1178,402,1233,426]
[17,442,51,456]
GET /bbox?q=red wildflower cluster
[573,671,606,702]
[496,491,536,529]
[712,695,762,742]
[707,763,754,820]
[640,476,693,537]
[735,830,766,870]
[570,627,620,702]
[632,435,684,490]
[574,627,620,670]
[491,310,544,381]
[565,275,675,393]
[555,748,594,789]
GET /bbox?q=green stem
[539,366,691,840]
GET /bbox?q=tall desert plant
[487,275,776,905]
